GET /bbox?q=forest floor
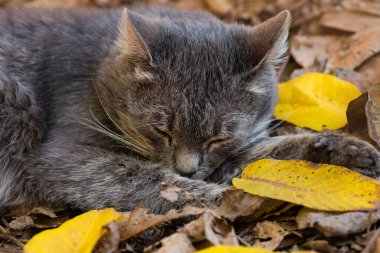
[1,0,380,253]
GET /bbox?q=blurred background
[0,0,378,88]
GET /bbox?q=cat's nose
[175,152,200,177]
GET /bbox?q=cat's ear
[116,9,156,64]
[249,10,291,67]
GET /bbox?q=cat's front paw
[312,135,380,178]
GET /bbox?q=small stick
[361,227,380,253]
[0,225,24,248]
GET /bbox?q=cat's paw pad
[313,135,380,178]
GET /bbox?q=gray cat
[0,7,379,214]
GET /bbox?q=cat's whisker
[88,78,151,157]
[79,117,150,158]
[87,112,150,157]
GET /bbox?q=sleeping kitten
[0,7,379,214]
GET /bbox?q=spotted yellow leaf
[232,159,380,211]
[24,208,124,253]
[195,246,316,253]
[274,73,361,131]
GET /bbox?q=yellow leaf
[232,159,380,211]
[195,245,316,253]
[24,208,124,253]
[274,73,361,131]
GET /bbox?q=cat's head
[96,8,291,180]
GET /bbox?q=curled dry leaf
[119,205,204,240]
[252,221,289,251]
[233,159,380,211]
[346,92,369,134]
[153,233,195,253]
[93,222,120,253]
[296,208,380,237]
[203,211,239,246]
[274,73,361,131]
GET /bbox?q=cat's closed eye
[153,126,173,145]
[205,137,230,151]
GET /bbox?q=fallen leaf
[346,92,369,134]
[160,182,197,203]
[296,208,380,237]
[232,159,380,211]
[215,189,268,220]
[93,222,120,253]
[320,11,380,33]
[366,86,380,147]
[303,240,336,253]
[252,221,289,251]
[203,0,233,16]
[274,73,361,131]
[326,27,380,72]
[290,35,344,69]
[203,211,239,245]
[119,205,204,240]
[195,245,316,253]
[153,233,195,253]
[358,55,380,87]
[342,0,380,16]
[23,208,124,253]
[8,216,34,231]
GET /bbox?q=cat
[0,6,379,214]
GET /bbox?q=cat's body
[0,7,379,214]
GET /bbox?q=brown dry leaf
[303,240,336,253]
[119,205,204,240]
[252,221,289,251]
[342,0,380,16]
[346,92,369,134]
[290,35,344,70]
[153,233,195,253]
[203,0,233,16]
[215,189,267,220]
[332,67,369,92]
[326,27,380,72]
[154,210,238,252]
[160,182,196,203]
[8,216,34,231]
[358,54,380,87]
[170,0,207,12]
[93,222,120,253]
[320,11,380,33]
[24,0,91,8]
[296,208,380,237]
[204,211,239,246]
[366,85,380,147]
[179,215,206,241]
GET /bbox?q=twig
[0,225,24,248]
[361,226,380,253]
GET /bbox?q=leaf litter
[1,0,380,252]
